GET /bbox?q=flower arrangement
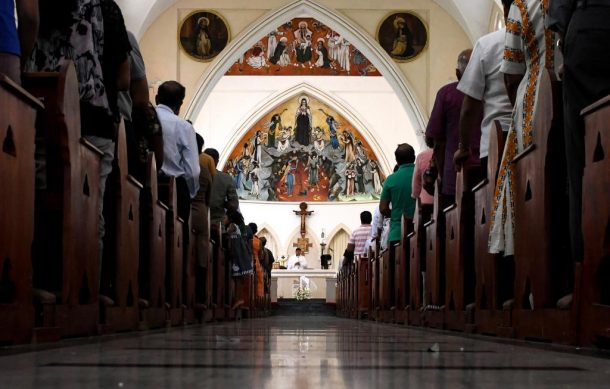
[293,286,311,301]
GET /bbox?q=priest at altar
[286,248,309,270]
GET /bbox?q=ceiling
[116,0,502,44]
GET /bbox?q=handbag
[423,157,438,196]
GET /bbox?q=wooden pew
[138,153,168,329]
[471,122,509,336]
[443,165,480,331]
[357,255,371,319]
[511,69,576,343]
[394,215,412,324]
[408,202,424,326]
[578,94,610,347]
[370,243,380,320]
[350,259,358,319]
[24,64,103,339]
[0,74,42,344]
[100,121,142,332]
[211,223,226,320]
[378,245,394,322]
[423,181,445,328]
[159,177,185,326]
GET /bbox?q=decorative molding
[184,0,427,147]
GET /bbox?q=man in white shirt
[287,248,308,270]
[155,81,200,261]
[454,0,514,176]
[155,81,200,221]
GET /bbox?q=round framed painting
[377,11,428,63]
[179,10,230,62]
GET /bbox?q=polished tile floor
[1,316,610,388]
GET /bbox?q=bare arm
[15,0,39,69]
[453,95,483,171]
[379,200,391,218]
[130,76,150,109]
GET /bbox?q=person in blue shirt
[0,0,38,84]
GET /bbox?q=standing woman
[489,0,557,256]
[294,96,312,146]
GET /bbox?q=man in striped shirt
[347,211,373,256]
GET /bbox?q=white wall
[239,200,377,269]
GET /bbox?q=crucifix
[293,202,314,253]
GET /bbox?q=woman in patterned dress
[489,0,557,255]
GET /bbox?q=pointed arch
[184,0,426,146]
[326,224,352,270]
[284,225,320,268]
[257,223,282,259]
[217,82,393,175]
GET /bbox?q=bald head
[456,49,472,81]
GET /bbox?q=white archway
[326,224,352,270]
[257,223,282,260]
[184,0,427,147]
[213,82,395,176]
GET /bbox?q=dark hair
[393,164,399,173]
[248,222,258,234]
[226,209,244,226]
[360,211,372,224]
[196,133,204,154]
[501,0,514,9]
[296,248,302,252]
[204,148,220,166]
[395,143,415,165]
[156,81,186,109]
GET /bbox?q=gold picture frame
[376,11,429,63]
[178,10,231,62]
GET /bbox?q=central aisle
[1,315,609,388]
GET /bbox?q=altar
[271,269,337,303]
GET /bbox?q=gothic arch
[217,82,393,175]
[257,223,282,258]
[284,225,320,267]
[184,0,427,146]
[326,224,352,270]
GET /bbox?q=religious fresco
[222,94,385,202]
[225,18,381,76]
[179,10,230,62]
[377,11,428,62]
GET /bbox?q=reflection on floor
[1,316,610,388]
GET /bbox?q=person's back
[380,144,416,243]
[205,148,239,225]
[458,28,513,160]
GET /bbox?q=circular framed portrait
[178,10,230,62]
[377,11,428,63]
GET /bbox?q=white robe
[287,254,308,269]
[267,35,277,59]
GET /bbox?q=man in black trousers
[548,0,610,262]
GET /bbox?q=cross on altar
[293,237,313,253]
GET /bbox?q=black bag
[423,158,438,196]
[227,227,253,277]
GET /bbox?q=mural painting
[225,18,382,76]
[223,95,385,202]
[377,11,428,62]
[179,10,230,62]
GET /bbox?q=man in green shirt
[380,143,416,244]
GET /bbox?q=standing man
[454,0,515,175]
[548,0,610,263]
[346,211,373,257]
[191,134,214,305]
[205,148,239,227]
[426,49,475,208]
[155,81,200,225]
[287,248,308,270]
[379,144,417,246]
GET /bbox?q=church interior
[1,0,610,387]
